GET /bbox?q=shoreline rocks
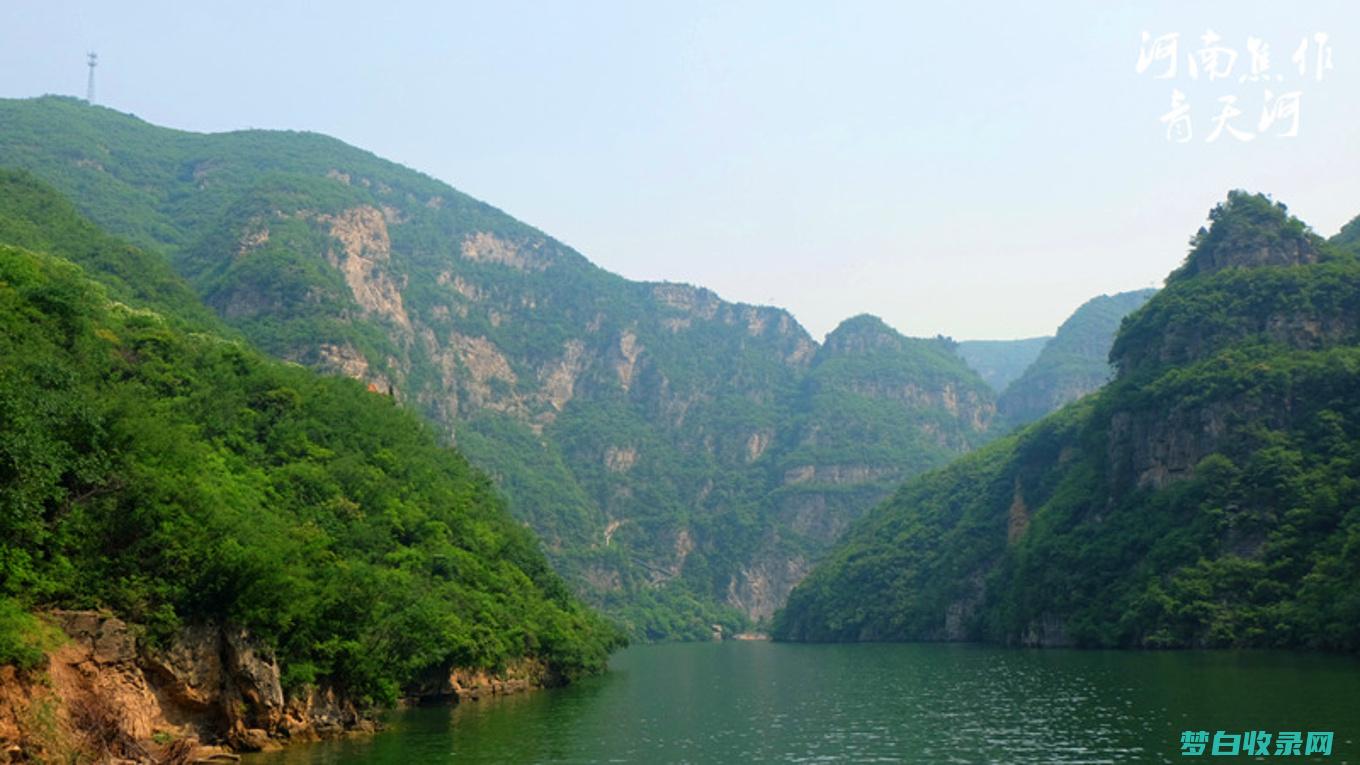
[0,611,548,764]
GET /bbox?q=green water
[250,642,1359,763]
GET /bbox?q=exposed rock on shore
[0,611,548,763]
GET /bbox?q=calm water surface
[250,642,1359,764]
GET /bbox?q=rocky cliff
[0,612,548,763]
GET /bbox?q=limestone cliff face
[320,206,410,330]
[707,319,997,620]
[173,182,1000,631]
[725,552,813,623]
[188,195,999,630]
[1177,225,1321,278]
[0,612,549,762]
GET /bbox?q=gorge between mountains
[0,96,1146,641]
[1,93,1359,763]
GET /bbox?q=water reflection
[250,643,1360,764]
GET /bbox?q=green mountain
[1332,213,1360,257]
[0,96,997,637]
[773,192,1360,650]
[995,289,1156,428]
[0,184,622,706]
[956,336,1049,392]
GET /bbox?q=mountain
[995,290,1156,428]
[773,191,1360,651]
[956,337,1049,392]
[1334,213,1360,256]
[0,183,622,753]
[0,96,997,637]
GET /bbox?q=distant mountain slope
[956,337,1049,392]
[775,192,1360,651]
[996,289,1156,428]
[0,96,997,637]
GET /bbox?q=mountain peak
[822,314,903,353]
[1170,191,1323,283]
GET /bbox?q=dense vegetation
[0,169,224,333]
[995,289,1155,428]
[0,228,622,698]
[0,96,1006,638]
[775,193,1360,650]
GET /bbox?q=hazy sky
[2,1,1357,340]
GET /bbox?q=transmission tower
[86,52,97,103]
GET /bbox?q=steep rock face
[768,315,994,544]
[0,612,554,762]
[1171,191,1322,281]
[0,611,361,761]
[776,192,1360,650]
[320,205,410,329]
[0,97,999,637]
[710,319,995,620]
[725,553,813,623]
[49,611,370,754]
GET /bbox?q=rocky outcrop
[1019,614,1073,648]
[725,551,812,623]
[1184,233,1320,277]
[782,464,892,486]
[0,611,552,763]
[59,612,370,756]
[405,659,551,703]
[0,611,286,763]
[460,232,555,272]
[321,206,410,330]
[1113,301,1359,378]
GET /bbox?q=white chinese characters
[1138,29,1333,143]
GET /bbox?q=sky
[1,1,1357,340]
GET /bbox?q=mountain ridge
[996,289,1157,428]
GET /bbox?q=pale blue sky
[1,1,1357,339]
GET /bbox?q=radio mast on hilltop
[86,52,97,103]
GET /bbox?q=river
[249,641,1359,763]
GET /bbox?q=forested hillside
[0,96,999,636]
[0,188,622,704]
[775,192,1360,650]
